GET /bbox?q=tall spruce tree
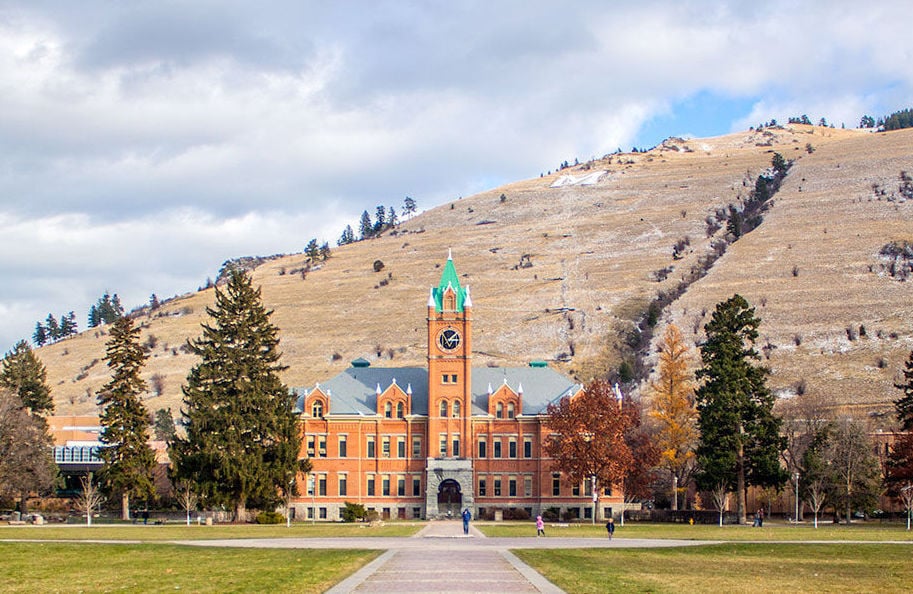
[0,340,53,416]
[97,316,157,520]
[695,294,787,524]
[170,268,301,521]
[894,350,913,430]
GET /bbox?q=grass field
[0,542,379,593]
[476,520,913,541]
[513,543,913,593]
[0,521,421,541]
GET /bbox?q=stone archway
[437,479,462,518]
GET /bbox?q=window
[319,507,327,519]
[339,435,347,458]
[367,436,376,458]
[397,477,406,496]
[479,478,487,497]
[338,475,347,496]
[507,402,515,418]
[584,507,592,520]
[307,507,314,519]
[397,437,406,458]
[478,437,487,458]
[509,477,517,497]
[412,477,421,497]
[572,483,580,497]
[367,476,375,496]
[523,436,532,458]
[382,436,391,458]
[494,478,502,497]
[496,402,503,418]
[452,436,460,457]
[318,475,327,496]
[384,402,392,418]
[413,507,422,519]
[318,436,327,457]
[396,402,404,418]
[524,476,533,497]
[440,400,448,417]
[306,435,315,456]
[442,374,449,384]
[311,401,323,418]
[412,436,422,458]
[452,400,461,417]
[493,440,502,458]
[509,438,517,459]
[439,434,447,457]
[451,374,457,383]
[552,475,560,496]
[382,476,390,497]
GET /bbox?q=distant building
[293,253,623,521]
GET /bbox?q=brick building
[293,254,623,521]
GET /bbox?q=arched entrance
[437,479,462,518]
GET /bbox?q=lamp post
[591,475,597,525]
[581,431,596,524]
[902,485,913,531]
[794,472,800,524]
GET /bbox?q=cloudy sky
[1,1,911,352]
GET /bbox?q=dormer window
[452,401,461,417]
[396,402,405,418]
[507,402,515,419]
[496,402,503,419]
[443,290,456,311]
[311,401,324,419]
[440,400,448,418]
[384,402,392,418]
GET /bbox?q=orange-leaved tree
[648,324,698,510]
[544,379,637,520]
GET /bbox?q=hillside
[39,125,913,426]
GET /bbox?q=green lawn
[477,520,913,541]
[0,521,421,541]
[0,542,380,593]
[514,543,913,593]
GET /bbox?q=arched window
[396,402,404,418]
[384,402,392,418]
[507,402,515,419]
[452,401,461,417]
[496,402,503,419]
[311,401,323,418]
[440,400,448,418]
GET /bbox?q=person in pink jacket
[536,515,545,536]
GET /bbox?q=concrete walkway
[327,520,561,593]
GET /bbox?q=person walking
[606,517,615,540]
[536,515,545,537]
[461,508,471,535]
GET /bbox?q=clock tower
[427,251,473,457]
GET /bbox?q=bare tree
[824,418,881,524]
[174,480,199,526]
[806,477,828,529]
[710,482,728,527]
[74,473,105,526]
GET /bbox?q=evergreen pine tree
[319,242,331,261]
[153,408,176,442]
[387,205,398,226]
[359,210,373,239]
[88,304,100,328]
[32,322,48,347]
[97,316,157,520]
[45,314,59,342]
[170,268,301,520]
[403,196,416,218]
[373,205,386,233]
[59,311,78,337]
[695,294,787,524]
[0,340,53,416]
[894,350,913,430]
[338,225,355,246]
[305,238,320,261]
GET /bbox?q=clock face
[438,328,462,352]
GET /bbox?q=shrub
[341,502,367,523]
[373,260,385,272]
[255,511,285,524]
[542,506,561,522]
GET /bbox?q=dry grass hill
[39,124,913,427]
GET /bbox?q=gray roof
[294,365,580,417]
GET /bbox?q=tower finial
[448,247,453,260]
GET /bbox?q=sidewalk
[326,520,563,593]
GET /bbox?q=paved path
[172,522,715,593]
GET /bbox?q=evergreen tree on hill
[894,350,913,430]
[359,210,373,239]
[170,268,301,521]
[0,340,53,417]
[97,315,157,520]
[32,323,48,347]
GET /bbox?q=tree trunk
[671,473,678,511]
[736,442,747,524]
[122,493,131,521]
[18,491,28,515]
[234,499,247,523]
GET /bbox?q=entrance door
[437,479,462,518]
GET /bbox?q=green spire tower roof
[432,250,468,312]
